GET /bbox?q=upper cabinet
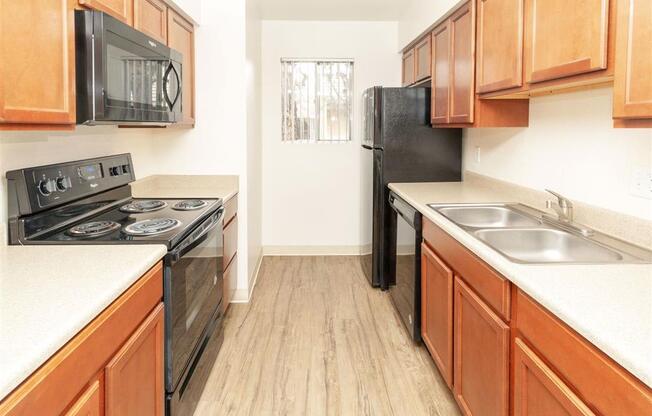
[78,0,133,25]
[613,0,652,127]
[415,36,432,83]
[430,1,529,128]
[476,0,524,94]
[524,0,611,84]
[0,0,197,131]
[167,10,196,126]
[134,0,168,44]
[0,0,76,129]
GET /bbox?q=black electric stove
[6,154,225,416]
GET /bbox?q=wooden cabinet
[513,290,652,416]
[134,0,168,44]
[402,49,416,86]
[613,0,652,126]
[78,0,133,24]
[167,9,195,125]
[454,277,509,416]
[64,377,103,416]
[222,196,238,310]
[449,3,475,124]
[430,1,529,127]
[415,36,432,82]
[421,242,454,387]
[476,0,524,94]
[513,337,594,416]
[105,304,164,416]
[0,263,164,416]
[431,22,451,123]
[0,0,76,129]
[524,0,609,84]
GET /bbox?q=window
[281,59,354,142]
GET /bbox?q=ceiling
[260,0,407,21]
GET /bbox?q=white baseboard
[231,249,264,303]
[262,245,366,256]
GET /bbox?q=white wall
[465,88,652,220]
[398,0,459,49]
[261,20,400,251]
[244,0,263,296]
[0,0,261,298]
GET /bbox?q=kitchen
[0,0,650,415]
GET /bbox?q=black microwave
[75,10,183,126]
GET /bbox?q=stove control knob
[56,176,72,192]
[38,179,56,196]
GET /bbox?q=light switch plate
[630,168,652,199]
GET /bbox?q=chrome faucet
[545,189,574,222]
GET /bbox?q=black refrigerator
[360,86,462,288]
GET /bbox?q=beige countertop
[389,177,652,388]
[131,175,239,201]
[0,245,167,401]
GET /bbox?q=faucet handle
[545,189,572,208]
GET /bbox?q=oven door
[164,207,224,393]
[388,193,422,342]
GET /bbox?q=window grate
[281,59,354,142]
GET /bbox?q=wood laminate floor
[194,256,460,416]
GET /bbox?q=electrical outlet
[630,168,652,199]
[475,146,481,163]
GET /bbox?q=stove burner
[173,200,208,211]
[120,200,167,213]
[123,218,181,236]
[67,220,121,238]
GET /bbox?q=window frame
[280,58,355,143]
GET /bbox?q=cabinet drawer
[223,216,237,270]
[224,196,238,227]
[423,218,510,321]
[514,290,652,415]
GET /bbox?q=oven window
[169,224,223,389]
[105,32,170,111]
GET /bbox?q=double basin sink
[428,204,651,264]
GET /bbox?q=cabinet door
[402,49,416,86]
[167,10,195,125]
[64,377,103,416]
[476,0,524,93]
[454,277,509,416]
[78,0,133,24]
[415,36,432,82]
[613,0,652,119]
[513,338,595,416]
[449,2,475,124]
[134,0,168,44]
[0,0,75,125]
[431,22,451,124]
[105,304,164,416]
[421,243,454,387]
[525,0,609,83]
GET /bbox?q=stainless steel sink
[427,203,651,264]
[474,228,625,264]
[434,205,541,228]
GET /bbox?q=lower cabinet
[0,262,164,416]
[421,242,454,387]
[105,304,164,416]
[513,337,594,416]
[222,195,238,310]
[453,277,509,416]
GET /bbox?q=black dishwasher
[388,191,422,342]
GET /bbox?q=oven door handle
[170,207,224,261]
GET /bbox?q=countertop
[0,245,167,400]
[388,180,652,388]
[131,175,239,201]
